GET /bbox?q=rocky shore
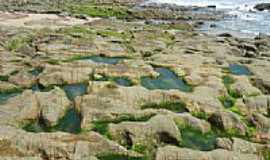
[0,0,270,160]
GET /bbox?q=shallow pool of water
[112,77,133,87]
[0,92,20,104]
[23,108,81,134]
[63,83,88,100]
[29,67,43,76]
[55,108,81,134]
[229,64,252,75]
[141,67,193,92]
[80,55,126,65]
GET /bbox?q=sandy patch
[0,12,100,29]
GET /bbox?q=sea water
[146,0,270,37]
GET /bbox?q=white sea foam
[147,0,270,37]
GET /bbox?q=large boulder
[249,60,270,94]
[8,70,37,88]
[230,76,262,97]
[173,113,211,133]
[0,87,71,128]
[155,146,262,160]
[76,81,182,130]
[216,138,265,154]
[0,90,39,127]
[38,62,94,87]
[180,86,224,115]
[36,87,71,127]
[108,115,181,148]
[242,95,270,115]
[249,113,270,133]
[254,3,270,11]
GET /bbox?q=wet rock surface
[0,0,269,160]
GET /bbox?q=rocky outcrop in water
[254,3,270,11]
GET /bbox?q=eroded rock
[155,146,261,160]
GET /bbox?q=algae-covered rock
[209,111,247,136]
[108,114,181,148]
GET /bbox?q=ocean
[147,0,270,37]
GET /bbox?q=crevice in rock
[122,130,133,149]
[157,131,179,146]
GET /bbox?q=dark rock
[210,24,217,28]
[254,3,270,11]
[218,33,233,37]
[207,5,216,9]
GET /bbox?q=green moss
[191,111,209,120]
[5,34,34,52]
[92,121,110,136]
[69,5,130,19]
[46,59,60,65]
[97,153,145,160]
[22,120,44,133]
[0,75,9,81]
[141,101,187,113]
[105,82,118,89]
[227,105,242,115]
[60,26,95,39]
[92,114,154,138]
[132,143,154,160]
[222,75,235,87]
[176,125,218,151]
[261,150,270,160]
[10,70,19,76]
[97,29,131,40]
[132,144,147,154]
[225,128,243,137]
[228,88,241,98]
[0,87,22,94]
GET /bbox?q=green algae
[97,153,145,160]
[0,75,9,81]
[4,33,34,52]
[180,127,218,151]
[222,75,235,87]
[69,4,130,19]
[190,111,209,120]
[92,114,155,137]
